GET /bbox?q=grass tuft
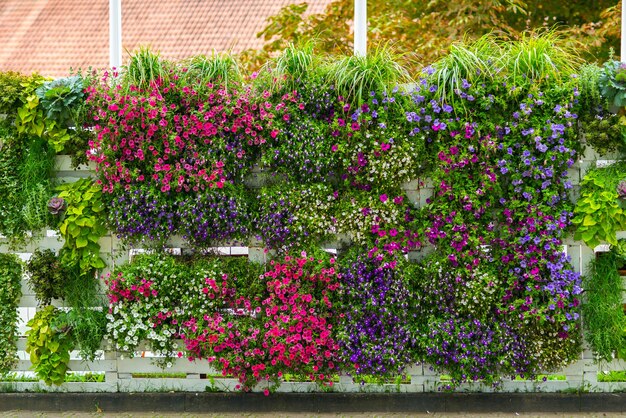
[324,44,412,105]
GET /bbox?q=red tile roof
[0,0,333,77]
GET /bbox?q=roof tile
[0,0,334,77]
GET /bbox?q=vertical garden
[0,34,624,391]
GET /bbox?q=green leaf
[582,215,597,226]
[75,236,88,248]
[48,340,60,353]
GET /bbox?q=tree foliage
[240,0,620,74]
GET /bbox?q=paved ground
[2,413,626,417]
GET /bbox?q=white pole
[622,0,626,61]
[354,0,366,56]
[110,0,122,69]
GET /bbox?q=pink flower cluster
[85,73,290,193]
[105,272,157,306]
[179,254,341,392]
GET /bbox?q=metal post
[619,0,626,62]
[110,0,122,69]
[354,0,366,57]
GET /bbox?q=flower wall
[1,42,622,391]
[81,59,588,389]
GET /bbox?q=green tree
[240,0,620,74]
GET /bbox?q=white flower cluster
[335,192,405,246]
[455,269,501,317]
[292,183,336,237]
[106,301,152,355]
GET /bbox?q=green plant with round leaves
[0,254,22,375]
[56,178,107,277]
[26,249,68,306]
[599,59,626,110]
[25,305,74,386]
[573,162,626,248]
[35,75,84,128]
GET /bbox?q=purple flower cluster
[179,185,250,246]
[338,253,415,378]
[105,182,250,247]
[105,184,178,245]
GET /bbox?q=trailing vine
[0,253,22,375]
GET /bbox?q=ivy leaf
[582,215,596,226]
[75,236,88,248]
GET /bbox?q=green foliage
[573,163,626,247]
[32,75,84,153]
[0,71,31,116]
[431,32,582,103]
[26,249,68,306]
[0,254,22,375]
[19,137,55,233]
[60,268,106,362]
[35,76,84,126]
[25,306,74,386]
[324,46,411,105]
[503,30,583,85]
[578,63,625,155]
[14,76,47,138]
[598,370,626,382]
[581,113,623,156]
[581,250,626,362]
[25,247,105,361]
[264,41,325,92]
[599,60,626,109]
[0,124,55,240]
[123,47,170,91]
[430,35,500,103]
[182,53,241,91]
[0,123,24,237]
[56,178,107,276]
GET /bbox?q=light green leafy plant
[56,178,107,275]
[14,76,47,138]
[573,163,626,247]
[25,306,74,386]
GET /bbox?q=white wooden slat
[116,357,218,374]
[0,382,117,393]
[16,359,117,372]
